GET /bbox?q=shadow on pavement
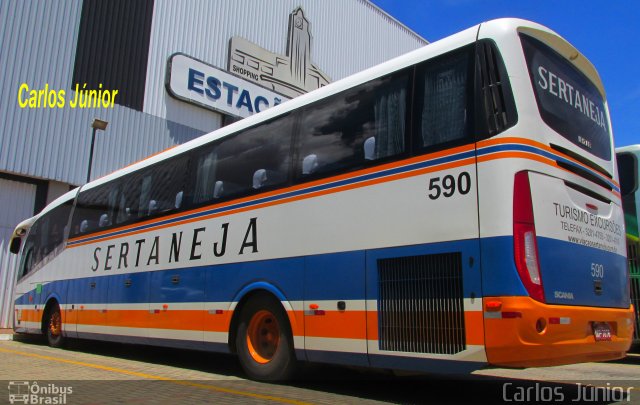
[11,334,632,404]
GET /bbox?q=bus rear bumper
[483,296,634,367]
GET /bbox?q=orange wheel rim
[246,310,280,364]
[49,311,61,337]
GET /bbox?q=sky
[370,0,640,149]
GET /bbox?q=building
[0,0,427,328]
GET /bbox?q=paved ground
[0,335,638,404]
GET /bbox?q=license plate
[593,323,612,342]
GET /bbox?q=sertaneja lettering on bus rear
[536,65,607,132]
[90,218,258,272]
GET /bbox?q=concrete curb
[0,334,13,341]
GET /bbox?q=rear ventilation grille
[377,253,466,355]
[550,143,612,179]
[556,161,612,191]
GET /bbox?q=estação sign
[166,53,288,118]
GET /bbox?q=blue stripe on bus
[25,236,626,308]
[17,239,485,306]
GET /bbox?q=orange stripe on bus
[68,309,229,332]
[21,306,485,347]
[465,310,484,345]
[478,150,621,199]
[18,309,41,323]
[367,311,379,341]
[478,137,619,188]
[303,310,368,340]
[477,150,556,166]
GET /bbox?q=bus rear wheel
[235,293,296,381]
[45,303,64,348]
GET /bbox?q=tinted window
[71,184,115,236]
[521,34,611,160]
[192,115,294,204]
[18,201,72,279]
[137,157,189,218]
[71,156,188,236]
[296,71,409,178]
[617,152,637,196]
[414,45,474,151]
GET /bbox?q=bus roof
[616,144,640,154]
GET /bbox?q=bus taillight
[513,171,545,302]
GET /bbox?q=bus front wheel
[45,303,64,348]
[235,293,296,381]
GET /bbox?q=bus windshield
[520,34,611,161]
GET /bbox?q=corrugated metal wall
[0,0,207,186]
[144,0,427,125]
[0,179,37,328]
[1,0,426,186]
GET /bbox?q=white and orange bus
[9,19,633,380]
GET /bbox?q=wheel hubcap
[246,310,280,364]
[49,311,61,337]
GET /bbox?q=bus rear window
[520,34,611,161]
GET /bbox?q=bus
[616,145,640,345]
[8,18,634,381]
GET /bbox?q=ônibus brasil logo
[8,381,72,404]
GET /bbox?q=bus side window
[72,183,118,236]
[221,115,293,195]
[138,156,189,217]
[618,153,638,196]
[193,147,218,204]
[18,200,72,278]
[413,45,475,152]
[296,69,409,178]
[191,113,294,205]
[117,176,141,224]
[18,223,38,280]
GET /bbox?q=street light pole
[87,119,108,183]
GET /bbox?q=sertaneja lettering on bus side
[90,218,258,272]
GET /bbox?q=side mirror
[9,237,21,254]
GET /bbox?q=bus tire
[45,303,64,348]
[235,293,297,381]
